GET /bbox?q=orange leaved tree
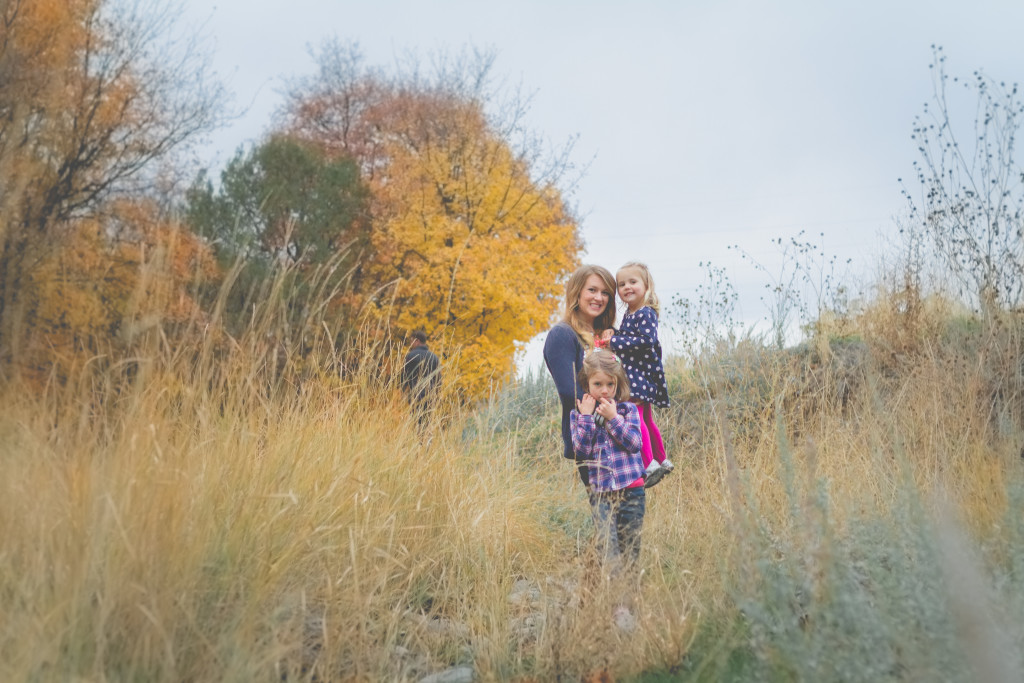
[21,199,218,387]
[0,0,224,371]
[283,43,582,397]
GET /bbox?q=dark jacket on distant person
[402,344,440,404]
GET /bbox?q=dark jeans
[588,486,646,571]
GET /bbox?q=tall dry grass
[3,272,1024,681]
[0,310,695,681]
[645,299,1024,681]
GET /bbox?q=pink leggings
[635,401,666,468]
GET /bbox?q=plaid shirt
[570,401,644,492]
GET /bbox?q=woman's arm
[544,324,584,460]
[544,324,583,400]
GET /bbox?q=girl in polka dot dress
[598,262,673,488]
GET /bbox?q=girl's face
[577,274,612,325]
[587,370,617,401]
[617,267,647,312]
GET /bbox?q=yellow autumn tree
[285,43,582,397]
[0,0,224,369]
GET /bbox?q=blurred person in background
[402,329,440,426]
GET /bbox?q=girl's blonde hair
[617,261,660,315]
[578,348,631,402]
[562,264,616,347]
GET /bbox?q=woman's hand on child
[595,397,617,421]
[577,394,596,415]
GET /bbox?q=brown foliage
[0,0,224,367]
[19,199,217,387]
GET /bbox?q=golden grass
[2,318,1023,681]
[0,354,675,681]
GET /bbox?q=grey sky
[181,0,1024,365]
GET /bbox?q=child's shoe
[660,458,675,473]
[643,460,666,488]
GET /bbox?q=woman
[543,264,617,486]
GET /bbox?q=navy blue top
[543,322,585,460]
[609,306,669,408]
[401,345,440,404]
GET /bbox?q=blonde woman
[543,264,616,486]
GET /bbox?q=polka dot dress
[609,306,670,408]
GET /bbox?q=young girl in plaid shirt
[570,348,646,571]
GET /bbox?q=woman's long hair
[561,265,616,347]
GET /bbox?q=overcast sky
[180,0,1024,366]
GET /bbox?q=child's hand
[595,397,617,421]
[600,329,614,342]
[576,394,596,415]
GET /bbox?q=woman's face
[577,274,612,325]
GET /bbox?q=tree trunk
[0,231,30,372]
